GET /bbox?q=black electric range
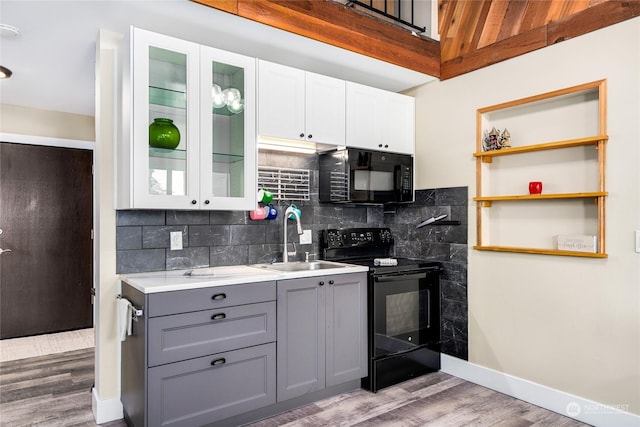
[320,227,442,392]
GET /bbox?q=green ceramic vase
[149,118,180,149]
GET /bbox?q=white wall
[409,17,640,415]
[0,104,94,139]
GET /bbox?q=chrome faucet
[283,205,303,263]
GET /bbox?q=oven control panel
[323,227,393,249]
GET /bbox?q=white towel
[118,298,133,342]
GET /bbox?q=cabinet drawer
[148,343,276,427]
[147,280,276,317]
[148,301,276,367]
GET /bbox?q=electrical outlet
[635,230,640,253]
[299,229,312,245]
[170,231,183,251]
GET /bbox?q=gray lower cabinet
[277,272,368,402]
[121,280,277,427]
[122,271,367,427]
[147,343,276,427]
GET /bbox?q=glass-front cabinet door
[200,46,256,210]
[129,27,256,210]
[132,28,200,209]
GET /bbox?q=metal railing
[346,0,426,33]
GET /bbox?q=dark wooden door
[0,142,93,338]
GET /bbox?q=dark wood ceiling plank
[441,26,547,79]
[547,0,640,45]
[496,0,530,41]
[478,0,511,49]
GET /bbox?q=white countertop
[120,262,369,294]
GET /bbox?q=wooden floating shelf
[474,245,608,258]
[473,135,608,162]
[474,192,607,203]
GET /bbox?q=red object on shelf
[529,181,543,194]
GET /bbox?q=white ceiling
[0,0,437,117]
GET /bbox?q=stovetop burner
[320,227,439,272]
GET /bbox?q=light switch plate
[170,231,183,251]
[635,230,640,253]
[300,229,312,245]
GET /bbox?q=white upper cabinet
[304,71,346,145]
[346,82,415,154]
[120,27,256,210]
[258,60,346,146]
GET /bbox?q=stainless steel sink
[256,261,348,272]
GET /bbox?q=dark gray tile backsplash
[115,152,468,360]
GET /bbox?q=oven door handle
[374,272,427,282]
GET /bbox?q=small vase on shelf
[149,118,180,149]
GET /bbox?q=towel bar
[116,294,144,320]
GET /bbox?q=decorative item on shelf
[149,118,180,149]
[528,181,543,194]
[482,127,511,151]
[556,234,597,253]
[212,84,244,114]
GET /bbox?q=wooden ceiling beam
[547,0,640,45]
[441,26,547,80]
[192,0,639,82]
[442,0,640,80]
[192,0,440,78]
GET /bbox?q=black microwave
[318,148,414,204]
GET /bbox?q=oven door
[372,268,440,358]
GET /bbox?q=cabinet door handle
[299,133,305,138]
[378,144,383,148]
[307,134,312,139]
[384,144,389,148]
[191,200,197,205]
[319,281,325,286]
[329,280,334,285]
[204,200,210,205]
[211,358,226,366]
[211,293,226,301]
[211,313,226,321]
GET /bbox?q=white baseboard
[441,354,639,427]
[92,387,124,424]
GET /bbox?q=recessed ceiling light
[0,66,13,79]
[0,24,20,37]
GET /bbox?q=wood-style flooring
[0,348,589,427]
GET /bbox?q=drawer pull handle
[211,358,226,366]
[319,281,325,286]
[211,313,226,321]
[329,280,334,285]
[211,293,226,301]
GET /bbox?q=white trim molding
[92,387,123,424]
[442,354,640,427]
[0,132,94,150]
